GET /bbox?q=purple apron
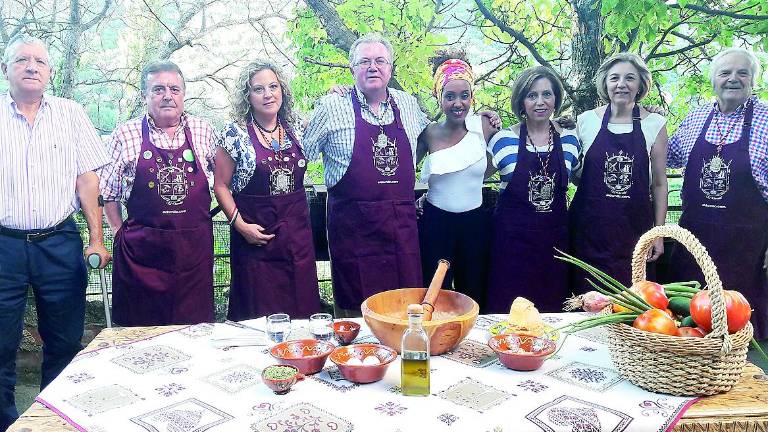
[326,94,422,310]
[227,121,320,320]
[570,105,653,293]
[486,123,569,313]
[668,101,768,339]
[112,116,214,326]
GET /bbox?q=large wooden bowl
[361,288,479,355]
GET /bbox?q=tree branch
[473,0,574,98]
[646,31,717,61]
[666,2,768,20]
[303,56,348,69]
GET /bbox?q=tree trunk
[569,0,603,115]
[60,0,81,99]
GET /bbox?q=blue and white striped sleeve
[302,98,331,162]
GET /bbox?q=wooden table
[9,326,768,432]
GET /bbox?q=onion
[564,291,612,313]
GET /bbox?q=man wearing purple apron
[100,61,216,326]
[303,34,429,316]
[570,104,654,293]
[667,48,768,341]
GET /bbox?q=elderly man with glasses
[0,34,110,429]
[99,60,216,326]
[304,33,499,317]
[667,48,768,342]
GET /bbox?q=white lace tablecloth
[36,313,696,432]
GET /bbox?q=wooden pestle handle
[422,259,450,321]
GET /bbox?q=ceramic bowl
[329,343,398,383]
[361,288,479,355]
[261,364,304,394]
[269,339,334,375]
[333,320,361,345]
[488,333,556,371]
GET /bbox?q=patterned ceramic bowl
[332,320,361,345]
[269,339,335,375]
[329,343,398,384]
[261,364,304,394]
[488,333,556,371]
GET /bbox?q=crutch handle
[86,253,102,269]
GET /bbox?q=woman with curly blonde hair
[213,60,320,319]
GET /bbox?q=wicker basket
[605,225,753,396]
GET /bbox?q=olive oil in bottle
[401,304,430,396]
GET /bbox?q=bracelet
[229,209,239,226]
[420,301,434,312]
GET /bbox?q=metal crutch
[87,253,112,328]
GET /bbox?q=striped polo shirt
[488,126,582,190]
[0,92,108,230]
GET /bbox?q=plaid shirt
[668,96,768,203]
[99,113,216,202]
[302,86,430,187]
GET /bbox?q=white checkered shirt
[302,86,430,187]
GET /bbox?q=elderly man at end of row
[667,47,768,341]
[0,34,110,430]
[99,61,217,327]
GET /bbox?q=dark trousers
[418,201,490,309]
[0,220,87,430]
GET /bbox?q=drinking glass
[266,313,291,343]
[309,313,333,341]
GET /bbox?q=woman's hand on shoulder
[554,116,576,130]
[478,110,502,129]
[642,104,668,117]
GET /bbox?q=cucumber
[680,315,695,327]
[668,296,692,317]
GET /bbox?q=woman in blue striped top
[485,66,582,313]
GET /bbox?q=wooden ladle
[421,259,450,321]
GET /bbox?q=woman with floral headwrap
[415,50,498,308]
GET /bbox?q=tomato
[690,290,752,334]
[676,326,705,338]
[632,309,678,336]
[631,281,669,310]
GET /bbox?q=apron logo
[604,151,633,196]
[699,155,731,200]
[157,165,188,205]
[372,133,399,176]
[270,167,294,195]
[529,173,555,212]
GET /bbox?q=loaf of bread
[507,297,545,337]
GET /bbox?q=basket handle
[630,225,732,353]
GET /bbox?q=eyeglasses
[353,57,392,68]
[150,85,184,96]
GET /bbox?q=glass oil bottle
[401,304,430,396]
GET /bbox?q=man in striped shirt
[99,61,216,327]
[0,34,110,429]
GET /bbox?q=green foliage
[288,0,447,117]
